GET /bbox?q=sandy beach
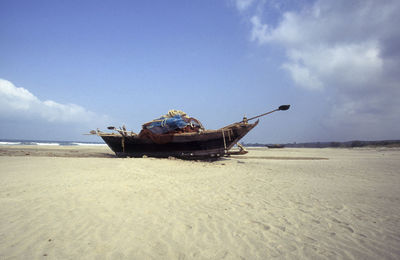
[0,146,399,259]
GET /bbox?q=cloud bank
[0,79,108,140]
[237,0,400,140]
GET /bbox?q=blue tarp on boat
[144,115,189,134]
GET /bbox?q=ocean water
[0,139,106,146]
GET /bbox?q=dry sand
[0,145,399,259]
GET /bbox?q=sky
[1,0,399,143]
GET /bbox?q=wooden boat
[90,105,290,159]
[266,144,285,149]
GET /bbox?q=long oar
[243,105,290,122]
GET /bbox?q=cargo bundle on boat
[90,105,290,159]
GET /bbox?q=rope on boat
[222,129,227,153]
[227,129,232,141]
[122,135,125,153]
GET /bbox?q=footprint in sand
[251,221,271,231]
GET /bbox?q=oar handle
[243,105,290,122]
[246,109,279,121]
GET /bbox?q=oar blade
[278,105,290,111]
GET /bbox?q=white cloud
[281,42,384,90]
[244,0,400,139]
[0,79,38,110]
[281,62,323,90]
[0,78,107,126]
[235,0,256,12]
[249,0,399,89]
[250,16,270,44]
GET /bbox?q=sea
[0,139,106,146]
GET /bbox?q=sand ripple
[0,147,399,259]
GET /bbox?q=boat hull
[100,121,258,159]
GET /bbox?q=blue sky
[1,0,399,143]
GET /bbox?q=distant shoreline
[244,139,400,148]
[0,139,105,146]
